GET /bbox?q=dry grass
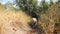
[0,4,33,34]
[0,2,60,34]
[38,2,60,34]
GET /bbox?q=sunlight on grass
[0,4,33,34]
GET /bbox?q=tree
[16,0,37,12]
[58,0,60,3]
[50,0,53,5]
[40,0,50,13]
[16,0,40,19]
[16,0,52,20]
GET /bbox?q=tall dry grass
[38,2,60,34]
[0,4,33,34]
